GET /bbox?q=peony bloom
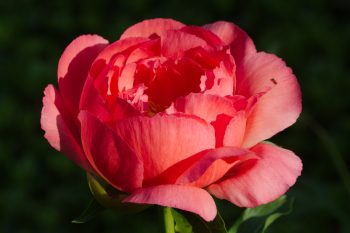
[41,18,302,221]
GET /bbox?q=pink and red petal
[175,147,255,187]
[173,93,236,123]
[80,75,140,126]
[222,111,247,147]
[79,111,143,192]
[147,58,203,109]
[41,85,93,171]
[124,184,217,221]
[204,21,256,63]
[236,52,302,148]
[120,18,185,39]
[145,147,256,189]
[114,114,215,180]
[180,26,224,48]
[208,142,302,207]
[57,35,108,117]
[161,30,209,58]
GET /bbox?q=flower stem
[163,207,175,233]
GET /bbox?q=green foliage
[229,196,293,233]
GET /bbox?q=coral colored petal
[208,142,302,207]
[114,114,215,180]
[236,52,302,147]
[175,147,254,187]
[173,93,236,123]
[79,75,111,122]
[203,59,235,96]
[204,21,256,62]
[92,37,149,68]
[57,35,108,117]
[88,38,153,103]
[120,18,185,39]
[79,111,143,192]
[124,184,217,221]
[118,63,137,92]
[41,85,93,171]
[180,26,224,47]
[161,30,209,58]
[145,147,256,189]
[223,111,247,147]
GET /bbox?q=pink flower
[41,18,302,221]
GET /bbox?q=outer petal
[124,184,217,221]
[120,18,185,39]
[204,21,256,62]
[57,35,108,117]
[114,114,215,180]
[171,147,255,188]
[236,52,302,147]
[144,147,257,190]
[79,111,143,192]
[41,85,92,171]
[208,142,302,207]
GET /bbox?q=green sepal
[180,210,227,233]
[87,173,149,213]
[171,209,193,233]
[71,198,104,224]
[229,195,294,233]
[163,207,227,233]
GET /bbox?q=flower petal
[114,114,215,180]
[236,52,302,147]
[204,21,256,63]
[173,93,236,123]
[180,26,224,48]
[174,147,254,187]
[161,30,209,58]
[79,75,140,126]
[144,147,256,189]
[79,111,143,192]
[208,142,302,207]
[202,58,235,96]
[124,184,217,221]
[41,85,92,171]
[91,37,149,68]
[58,35,108,117]
[120,18,185,39]
[223,111,247,147]
[147,58,203,109]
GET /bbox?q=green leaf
[228,195,293,233]
[71,198,104,224]
[171,209,192,233]
[183,210,227,233]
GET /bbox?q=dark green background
[1,0,350,232]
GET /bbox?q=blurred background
[1,0,349,232]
